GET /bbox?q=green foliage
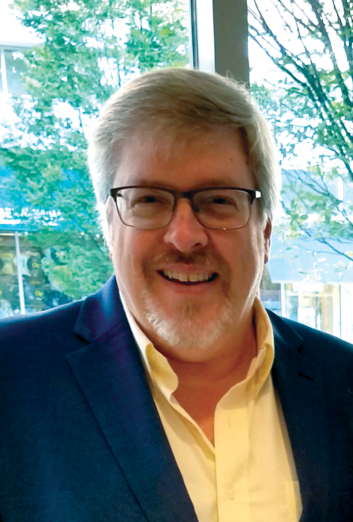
[37,232,113,300]
[249,0,353,262]
[1,0,189,300]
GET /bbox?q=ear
[263,219,272,265]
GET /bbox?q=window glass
[0,0,191,316]
[4,50,27,95]
[284,283,340,337]
[249,0,353,341]
[0,234,19,317]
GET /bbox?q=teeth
[163,271,213,283]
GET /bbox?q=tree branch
[281,200,353,261]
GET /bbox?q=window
[2,0,352,341]
[248,0,353,341]
[0,48,27,96]
[0,0,191,316]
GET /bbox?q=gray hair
[88,68,278,238]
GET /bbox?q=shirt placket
[214,389,252,522]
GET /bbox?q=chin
[142,290,238,352]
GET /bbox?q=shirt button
[228,488,236,500]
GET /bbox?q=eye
[137,195,159,204]
[202,195,238,209]
[210,196,234,206]
[132,194,169,206]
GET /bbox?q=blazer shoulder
[0,299,84,361]
[268,309,353,372]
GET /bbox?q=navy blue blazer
[1,276,353,521]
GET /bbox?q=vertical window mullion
[1,49,8,94]
[189,0,249,82]
[189,0,199,69]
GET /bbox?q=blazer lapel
[270,313,331,521]
[66,278,198,522]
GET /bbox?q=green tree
[249,0,353,263]
[0,0,189,300]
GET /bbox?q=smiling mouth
[159,270,218,285]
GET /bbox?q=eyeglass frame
[109,185,262,230]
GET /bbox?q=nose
[163,199,209,252]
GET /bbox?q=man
[1,68,353,522]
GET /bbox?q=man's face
[107,134,271,362]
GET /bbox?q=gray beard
[143,289,237,351]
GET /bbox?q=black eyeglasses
[109,186,261,230]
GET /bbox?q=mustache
[151,251,212,265]
[144,250,230,277]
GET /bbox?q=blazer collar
[73,276,122,342]
[270,311,331,521]
[68,277,198,522]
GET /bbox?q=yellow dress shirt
[120,294,302,522]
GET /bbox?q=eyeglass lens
[116,187,252,230]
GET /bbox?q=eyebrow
[126,178,245,189]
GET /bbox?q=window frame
[190,0,249,83]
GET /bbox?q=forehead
[114,131,254,190]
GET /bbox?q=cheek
[111,227,150,278]
[108,217,130,275]
[233,228,265,278]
